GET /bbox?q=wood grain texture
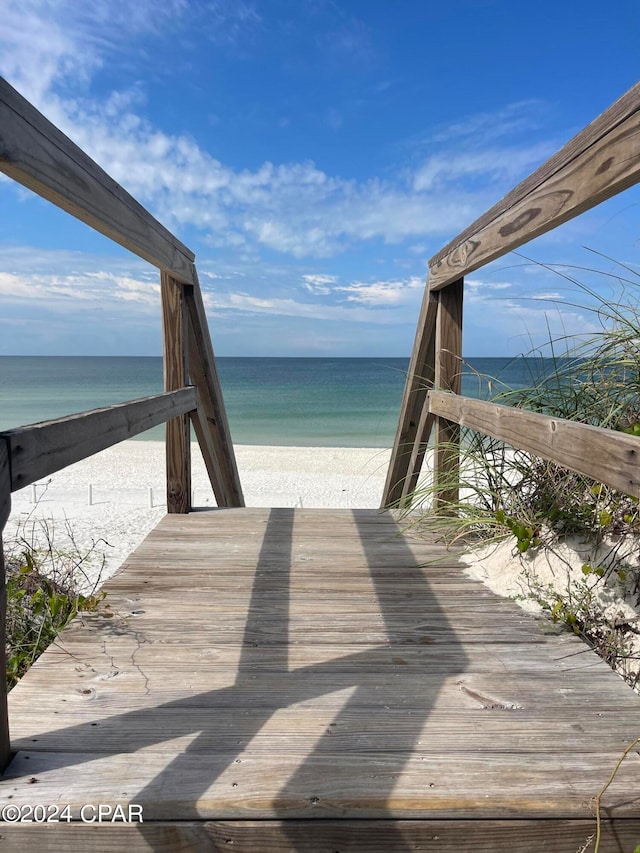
[4,749,640,820]
[3,507,640,838]
[0,539,10,772]
[0,438,10,529]
[433,282,463,510]
[161,273,191,514]
[185,271,244,507]
[2,444,15,770]
[0,440,10,773]
[429,390,640,497]
[1,389,196,492]
[382,289,438,507]
[429,82,640,288]
[0,77,194,283]
[400,403,435,504]
[1,819,639,852]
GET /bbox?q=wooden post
[161,272,191,514]
[0,439,12,771]
[381,288,438,507]
[433,279,463,511]
[184,268,244,507]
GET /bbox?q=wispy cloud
[413,143,554,192]
[302,273,338,294]
[0,2,559,262]
[335,276,423,307]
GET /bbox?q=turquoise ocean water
[0,356,553,447]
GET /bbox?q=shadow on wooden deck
[2,508,469,849]
[3,508,640,851]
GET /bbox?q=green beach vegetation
[409,254,640,691]
[4,501,109,690]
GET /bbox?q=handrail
[0,74,244,510]
[0,77,246,774]
[384,81,640,508]
[429,391,640,498]
[429,82,640,290]
[0,78,195,284]
[1,388,197,492]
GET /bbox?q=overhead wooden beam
[381,288,438,507]
[429,390,640,497]
[1,389,196,492]
[184,268,244,507]
[161,273,192,514]
[429,83,640,290]
[0,77,194,283]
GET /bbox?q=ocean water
[0,356,555,447]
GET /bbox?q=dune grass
[4,500,110,690]
[406,253,640,689]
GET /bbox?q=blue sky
[0,0,638,357]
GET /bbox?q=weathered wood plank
[433,282,463,510]
[3,750,640,819]
[1,819,638,853]
[5,507,640,832]
[400,401,435,504]
[0,538,10,772]
[161,273,191,513]
[185,272,244,507]
[0,440,10,770]
[429,98,640,289]
[9,700,640,755]
[382,289,438,507]
[0,77,195,283]
[160,818,640,853]
[5,640,604,678]
[428,390,640,497]
[1,389,196,492]
[0,438,10,530]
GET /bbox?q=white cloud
[302,273,338,294]
[466,279,513,291]
[335,276,423,307]
[0,3,556,262]
[427,100,547,146]
[413,143,553,193]
[530,291,564,300]
[0,267,160,311]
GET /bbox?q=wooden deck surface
[3,507,640,851]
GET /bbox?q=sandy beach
[3,441,391,590]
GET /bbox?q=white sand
[3,441,391,591]
[461,533,640,688]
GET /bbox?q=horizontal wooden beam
[1,388,197,492]
[429,390,640,497]
[0,77,195,283]
[429,83,640,289]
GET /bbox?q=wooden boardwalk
[2,507,640,850]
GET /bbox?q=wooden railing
[383,80,640,508]
[0,77,245,770]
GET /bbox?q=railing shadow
[3,507,468,849]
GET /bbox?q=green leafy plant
[3,512,111,690]
[404,250,640,688]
